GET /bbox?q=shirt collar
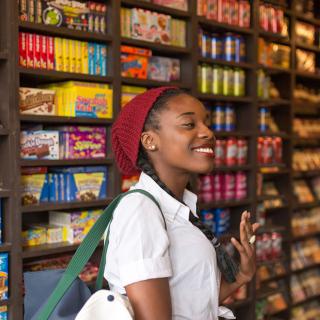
[133,172,198,222]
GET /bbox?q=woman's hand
[231,210,260,285]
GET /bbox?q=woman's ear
[141,131,158,151]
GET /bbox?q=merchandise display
[199,29,246,62]
[19,32,107,75]
[1,0,320,319]
[121,7,186,47]
[19,0,107,34]
[197,0,251,28]
[198,64,246,96]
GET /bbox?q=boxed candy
[21,167,49,205]
[20,130,59,160]
[147,56,180,81]
[22,225,47,246]
[0,305,7,320]
[19,87,56,115]
[0,253,8,301]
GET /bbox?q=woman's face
[150,94,216,175]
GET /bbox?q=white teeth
[194,148,213,154]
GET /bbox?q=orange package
[120,45,152,79]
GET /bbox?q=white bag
[76,290,134,320]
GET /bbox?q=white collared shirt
[104,172,235,320]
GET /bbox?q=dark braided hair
[136,88,240,283]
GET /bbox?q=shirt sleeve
[109,193,173,287]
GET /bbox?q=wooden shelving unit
[0,0,319,319]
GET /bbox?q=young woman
[106,87,259,320]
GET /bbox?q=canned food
[225,104,235,131]
[257,137,264,164]
[275,8,284,34]
[259,4,268,30]
[268,6,277,33]
[224,173,235,200]
[237,139,248,165]
[223,67,234,96]
[259,107,270,132]
[224,33,236,61]
[212,105,225,131]
[271,232,282,259]
[213,173,224,201]
[235,171,247,200]
[273,137,283,163]
[212,65,223,95]
[234,68,245,96]
[262,232,272,260]
[211,34,223,60]
[262,137,273,164]
[235,35,245,62]
[200,209,215,231]
[226,137,238,166]
[239,0,251,28]
[199,64,212,93]
[201,32,211,58]
[215,139,226,166]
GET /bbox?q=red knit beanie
[111,86,177,175]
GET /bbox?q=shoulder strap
[37,189,164,320]
[95,189,166,290]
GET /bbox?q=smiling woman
[108,87,259,320]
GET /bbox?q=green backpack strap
[95,189,166,290]
[37,189,164,320]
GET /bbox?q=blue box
[88,43,95,75]
[0,253,8,301]
[94,43,101,75]
[0,305,7,320]
[100,44,107,76]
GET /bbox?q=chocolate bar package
[20,130,60,160]
[19,87,56,115]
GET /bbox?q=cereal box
[21,173,49,205]
[100,44,107,76]
[0,253,8,301]
[88,42,95,75]
[69,39,77,73]
[33,34,41,69]
[54,37,63,71]
[40,35,47,69]
[26,33,34,68]
[94,43,101,75]
[47,36,55,70]
[19,87,56,115]
[81,41,89,74]
[62,38,70,73]
[75,40,82,73]
[20,130,60,160]
[121,45,151,79]
[121,85,146,107]
[0,305,7,320]
[19,32,27,67]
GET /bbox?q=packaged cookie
[19,87,56,115]
[0,253,8,301]
[20,130,60,160]
[21,173,49,205]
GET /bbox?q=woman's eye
[183,123,195,128]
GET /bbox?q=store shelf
[259,64,291,74]
[0,189,11,198]
[197,56,254,69]
[225,298,252,309]
[199,198,252,210]
[0,300,11,307]
[0,243,12,252]
[292,263,320,274]
[20,159,113,167]
[258,30,290,45]
[19,21,113,43]
[265,204,289,212]
[20,114,113,125]
[121,37,190,55]
[214,165,252,172]
[293,100,320,111]
[295,13,320,27]
[22,240,104,259]
[0,128,9,136]
[258,98,291,107]
[121,0,191,18]
[259,131,290,138]
[258,164,289,174]
[19,67,113,85]
[214,131,253,138]
[196,93,253,103]
[295,70,320,80]
[292,231,320,242]
[0,51,8,60]
[293,201,320,210]
[293,169,320,178]
[292,294,320,308]
[295,42,320,53]
[22,198,113,213]
[121,77,190,89]
[197,16,254,35]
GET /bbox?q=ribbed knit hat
[111,86,177,175]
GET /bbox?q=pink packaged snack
[59,126,106,159]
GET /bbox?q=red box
[229,0,239,25]
[26,33,34,68]
[19,32,27,67]
[40,35,47,69]
[47,36,54,70]
[220,0,230,24]
[206,0,218,20]
[239,0,250,28]
[34,34,41,69]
